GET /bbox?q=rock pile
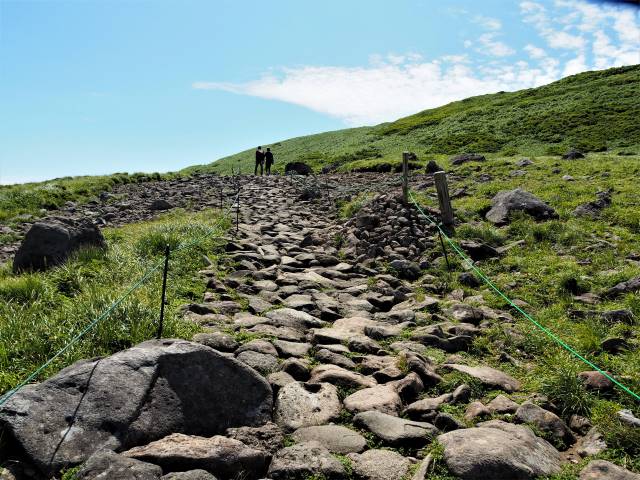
[340,193,436,264]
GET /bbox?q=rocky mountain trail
[1,173,638,479]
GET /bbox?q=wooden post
[402,151,409,204]
[434,171,454,226]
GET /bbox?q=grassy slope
[0,209,229,393]
[411,152,640,471]
[187,64,640,175]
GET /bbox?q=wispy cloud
[195,1,639,126]
[194,54,560,126]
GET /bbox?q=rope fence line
[0,188,239,408]
[408,189,640,403]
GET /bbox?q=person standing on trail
[255,146,265,176]
[265,147,274,175]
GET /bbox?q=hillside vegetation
[185,64,640,175]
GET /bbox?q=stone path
[2,173,638,479]
[178,175,622,480]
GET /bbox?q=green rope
[408,190,640,403]
[0,197,236,408]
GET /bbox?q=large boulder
[438,420,562,479]
[485,189,558,225]
[284,162,313,176]
[12,219,105,273]
[0,339,272,477]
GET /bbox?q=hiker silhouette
[265,148,274,175]
[255,146,264,175]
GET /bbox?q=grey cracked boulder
[353,410,438,447]
[485,189,558,225]
[0,339,272,477]
[75,449,163,480]
[13,219,106,273]
[274,382,342,431]
[438,420,561,480]
[123,434,268,480]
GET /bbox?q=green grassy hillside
[185,64,640,175]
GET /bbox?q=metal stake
[235,189,240,236]
[157,244,170,339]
[438,229,451,271]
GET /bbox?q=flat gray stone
[343,385,402,415]
[442,364,520,392]
[123,434,268,480]
[292,425,367,453]
[353,410,438,447]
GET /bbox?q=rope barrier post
[156,244,170,339]
[402,151,410,204]
[434,171,454,227]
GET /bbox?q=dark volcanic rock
[450,153,486,165]
[150,199,174,210]
[562,149,585,160]
[13,219,105,273]
[0,339,272,477]
[574,190,612,218]
[425,160,444,174]
[285,162,313,176]
[485,188,558,225]
[604,278,640,299]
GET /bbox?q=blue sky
[1,0,638,184]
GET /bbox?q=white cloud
[477,33,517,57]
[194,54,564,126]
[520,1,586,50]
[524,44,547,59]
[473,14,502,31]
[563,53,588,76]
